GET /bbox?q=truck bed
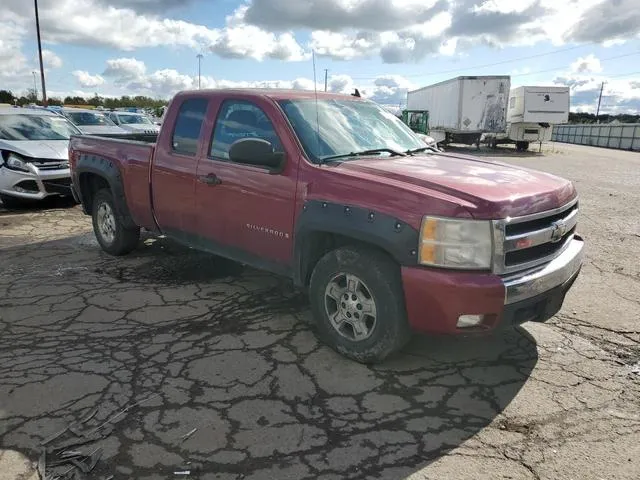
[69,134,157,229]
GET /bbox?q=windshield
[0,114,80,141]
[278,98,425,162]
[65,111,116,126]
[116,114,153,125]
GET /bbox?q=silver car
[107,111,160,134]
[59,107,127,135]
[0,107,80,208]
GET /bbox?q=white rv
[485,86,570,151]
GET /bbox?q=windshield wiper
[319,148,406,164]
[405,146,439,155]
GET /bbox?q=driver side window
[210,100,283,161]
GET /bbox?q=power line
[509,51,640,77]
[607,70,640,79]
[347,44,588,80]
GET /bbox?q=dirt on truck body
[69,88,584,362]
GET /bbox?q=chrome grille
[492,197,579,275]
[32,160,69,170]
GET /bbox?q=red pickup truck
[69,89,584,363]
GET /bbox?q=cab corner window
[210,101,283,162]
[171,98,208,156]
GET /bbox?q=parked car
[0,107,80,208]
[59,107,127,135]
[107,111,160,134]
[69,89,584,363]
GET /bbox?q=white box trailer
[406,75,510,147]
[485,85,570,151]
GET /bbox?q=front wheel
[91,188,140,256]
[309,246,411,363]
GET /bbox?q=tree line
[0,89,167,111]
[567,112,640,124]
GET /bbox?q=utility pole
[34,0,47,106]
[196,54,203,90]
[595,81,605,123]
[324,69,328,92]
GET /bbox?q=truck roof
[173,88,368,102]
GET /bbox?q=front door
[195,98,298,270]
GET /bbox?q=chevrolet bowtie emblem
[550,219,568,243]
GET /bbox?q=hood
[336,152,576,219]
[78,125,127,135]
[0,139,69,160]
[120,124,160,133]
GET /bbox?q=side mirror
[228,138,283,170]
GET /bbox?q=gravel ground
[0,142,638,480]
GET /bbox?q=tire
[516,141,530,152]
[91,188,140,256]
[309,246,411,363]
[0,194,33,209]
[490,138,498,149]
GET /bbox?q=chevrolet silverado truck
[69,89,584,363]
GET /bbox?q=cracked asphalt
[1,142,639,480]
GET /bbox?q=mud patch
[154,284,309,337]
[96,252,245,285]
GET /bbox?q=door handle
[198,173,222,185]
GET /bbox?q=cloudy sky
[2,0,639,113]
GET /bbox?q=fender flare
[74,154,137,229]
[293,200,420,286]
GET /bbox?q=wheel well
[78,173,110,213]
[297,231,396,287]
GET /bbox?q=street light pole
[196,54,203,90]
[34,0,48,106]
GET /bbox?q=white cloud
[0,12,29,79]
[3,0,307,62]
[72,70,106,88]
[553,70,640,115]
[103,57,147,81]
[41,49,63,69]
[570,54,603,74]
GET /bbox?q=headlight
[419,217,493,269]
[5,153,30,172]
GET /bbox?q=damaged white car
[107,111,160,134]
[0,107,80,208]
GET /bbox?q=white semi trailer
[484,86,570,151]
[406,75,511,148]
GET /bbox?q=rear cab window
[171,98,209,156]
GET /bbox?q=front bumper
[401,236,584,334]
[0,165,71,200]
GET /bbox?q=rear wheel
[309,246,411,363]
[91,188,140,255]
[516,141,530,152]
